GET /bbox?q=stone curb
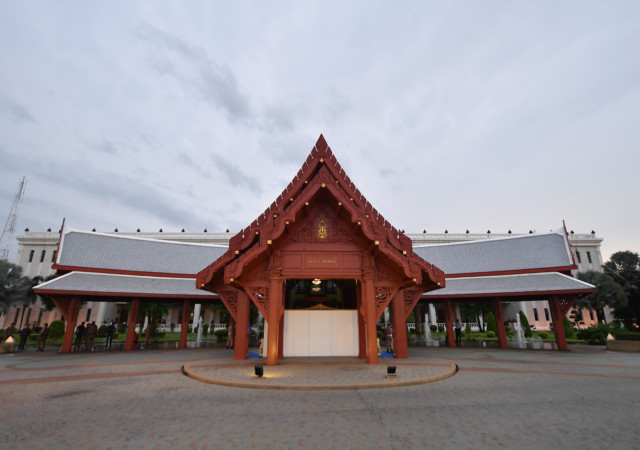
[182,360,458,390]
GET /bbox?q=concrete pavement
[1,345,639,449]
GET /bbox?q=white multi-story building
[2,228,604,330]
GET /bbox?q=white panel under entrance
[283,310,358,357]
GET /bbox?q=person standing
[4,322,17,342]
[226,322,235,349]
[385,324,394,353]
[18,323,32,351]
[105,322,115,351]
[74,322,85,351]
[37,323,49,352]
[455,319,462,345]
[84,321,97,351]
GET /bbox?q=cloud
[0,97,36,124]
[210,152,261,195]
[136,22,252,122]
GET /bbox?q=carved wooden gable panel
[288,210,356,244]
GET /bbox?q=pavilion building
[8,136,596,363]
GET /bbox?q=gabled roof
[423,272,594,298]
[35,272,218,299]
[55,229,227,277]
[197,135,445,289]
[413,230,576,277]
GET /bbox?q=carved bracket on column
[403,289,421,320]
[373,285,400,320]
[49,295,80,322]
[554,296,576,318]
[217,288,239,322]
[244,284,270,319]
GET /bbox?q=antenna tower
[1,176,27,261]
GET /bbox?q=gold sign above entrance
[317,219,328,239]
[307,257,337,264]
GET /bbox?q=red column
[266,279,283,366]
[61,296,80,353]
[443,299,455,347]
[124,298,140,350]
[493,298,508,348]
[278,316,284,360]
[549,296,569,350]
[392,292,408,358]
[363,278,378,364]
[233,292,250,360]
[357,308,366,359]
[179,299,190,349]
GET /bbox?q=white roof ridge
[62,272,199,281]
[34,271,74,289]
[413,229,565,249]
[63,228,228,249]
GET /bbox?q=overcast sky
[1,1,639,263]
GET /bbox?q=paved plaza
[1,344,639,449]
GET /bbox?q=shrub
[96,325,107,337]
[613,330,640,341]
[486,312,497,334]
[117,323,126,334]
[148,323,165,339]
[578,323,611,345]
[170,323,176,332]
[518,311,533,337]
[32,325,42,333]
[486,331,496,338]
[203,324,209,336]
[430,324,438,333]
[214,329,228,339]
[48,320,65,341]
[563,317,575,339]
[538,332,549,339]
[437,325,444,333]
[465,323,472,340]
[377,330,385,339]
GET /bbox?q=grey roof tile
[414,232,573,275]
[57,230,226,275]
[424,272,594,297]
[35,272,216,297]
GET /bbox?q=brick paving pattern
[1,345,639,449]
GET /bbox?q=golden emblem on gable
[317,219,328,239]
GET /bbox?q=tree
[0,261,31,315]
[137,303,170,348]
[576,271,627,323]
[34,274,58,312]
[486,311,497,334]
[460,302,493,332]
[603,251,640,328]
[518,311,533,337]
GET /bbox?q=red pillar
[61,296,80,353]
[124,298,140,350]
[549,295,569,350]
[363,278,378,364]
[444,299,455,347]
[233,292,250,360]
[179,299,190,349]
[392,292,408,358]
[357,308,366,359]
[493,298,508,348]
[266,279,283,366]
[278,316,284,360]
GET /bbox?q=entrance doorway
[280,279,359,357]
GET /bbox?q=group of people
[73,321,116,351]
[3,322,50,352]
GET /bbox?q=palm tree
[0,261,30,316]
[577,270,627,323]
